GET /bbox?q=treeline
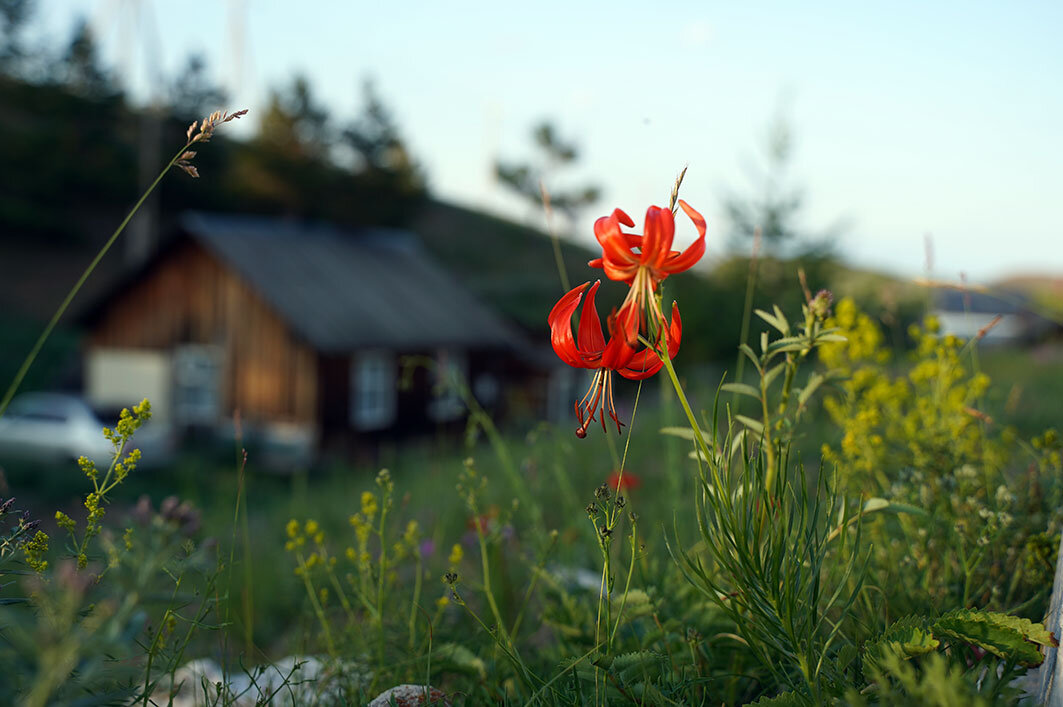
[0,6,427,243]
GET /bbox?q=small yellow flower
[361,491,378,519]
[448,543,463,566]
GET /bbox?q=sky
[32,0,1063,283]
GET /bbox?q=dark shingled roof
[180,212,519,353]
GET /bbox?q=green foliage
[862,615,940,668]
[932,609,1056,666]
[749,690,812,706]
[856,651,992,707]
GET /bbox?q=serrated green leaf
[627,682,668,702]
[932,609,1054,666]
[611,651,663,683]
[735,415,764,434]
[612,588,652,606]
[748,690,810,706]
[721,382,761,399]
[863,615,940,668]
[816,333,848,342]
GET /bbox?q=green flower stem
[0,142,191,419]
[759,367,778,494]
[408,552,423,649]
[609,520,638,645]
[296,553,336,655]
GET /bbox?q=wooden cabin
[82,213,523,459]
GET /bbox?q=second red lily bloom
[548,280,680,437]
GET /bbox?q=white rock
[367,684,450,707]
[144,655,370,706]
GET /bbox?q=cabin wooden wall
[88,241,318,426]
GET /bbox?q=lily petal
[548,282,591,368]
[641,206,675,268]
[577,281,606,356]
[662,200,707,274]
[619,302,682,380]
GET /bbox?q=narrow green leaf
[797,373,825,407]
[763,361,786,388]
[721,382,761,399]
[660,426,712,443]
[755,308,789,335]
[735,415,764,434]
[739,343,763,373]
[768,342,808,355]
[773,304,790,334]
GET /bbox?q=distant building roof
[932,287,1027,315]
[180,212,519,353]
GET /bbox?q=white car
[0,393,173,469]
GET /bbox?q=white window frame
[350,351,397,431]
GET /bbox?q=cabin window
[173,345,222,425]
[427,349,467,423]
[350,351,397,430]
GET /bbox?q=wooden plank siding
[88,241,318,427]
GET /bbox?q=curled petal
[548,282,592,368]
[619,302,682,380]
[600,259,639,284]
[592,211,622,248]
[641,206,675,268]
[577,281,606,356]
[614,208,635,228]
[661,200,707,274]
[601,230,641,269]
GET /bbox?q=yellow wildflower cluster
[23,529,49,573]
[285,519,331,576]
[818,298,1035,611]
[821,298,1003,489]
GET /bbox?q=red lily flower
[607,469,641,491]
[549,280,681,437]
[589,200,706,347]
[590,200,707,283]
